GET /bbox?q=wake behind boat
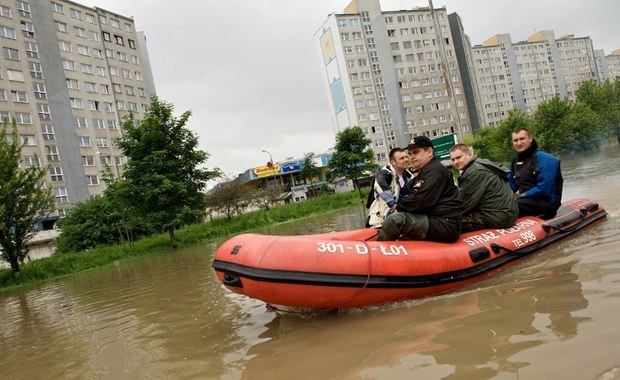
[212,198,607,310]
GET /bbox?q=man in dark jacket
[450,144,518,231]
[509,128,563,218]
[378,136,463,242]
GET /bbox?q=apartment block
[470,30,597,127]
[315,0,472,165]
[0,0,155,218]
[595,48,620,82]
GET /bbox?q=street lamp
[261,149,275,190]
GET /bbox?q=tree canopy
[116,96,220,248]
[0,122,54,277]
[328,126,377,199]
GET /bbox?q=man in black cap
[377,136,464,242]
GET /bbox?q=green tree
[299,153,321,197]
[0,122,54,277]
[54,182,154,253]
[328,126,377,200]
[472,109,532,163]
[576,79,620,143]
[117,97,220,248]
[204,177,252,220]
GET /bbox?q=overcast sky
[84,0,619,184]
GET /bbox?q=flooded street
[1,145,620,379]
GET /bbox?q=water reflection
[237,259,588,380]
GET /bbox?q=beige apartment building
[595,48,620,82]
[0,0,155,221]
[471,30,597,127]
[315,0,472,165]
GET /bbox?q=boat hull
[212,198,607,309]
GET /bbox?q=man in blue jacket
[509,128,563,218]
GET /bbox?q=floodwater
[1,145,620,380]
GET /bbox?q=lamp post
[261,149,275,190]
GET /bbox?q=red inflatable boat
[212,198,606,310]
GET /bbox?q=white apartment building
[471,31,597,127]
[0,0,155,220]
[595,48,620,82]
[315,0,472,165]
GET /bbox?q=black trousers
[517,197,559,219]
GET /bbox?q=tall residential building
[469,30,597,127]
[315,0,472,165]
[0,0,155,218]
[595,48,620,82]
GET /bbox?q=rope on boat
[490,207,590,255]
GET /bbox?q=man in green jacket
[449,144,518,231]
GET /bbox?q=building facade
[469,30,598,127]
[0,0,155,218]
[595,48,620,82]
[315,0,472,166]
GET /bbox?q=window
[135,72,143,81]
[82,155,95,166]
[110,67,119,77]
[47,145,60,161]
[77,44,90,56]
[0,111,9,123]
[122,69,131,79]
[89,31,101,42]
[125,23,132,32]
[4,47,19,60]
[102,31,111,41]
[117,51,128,61]
[59,40,71,52]
[96,137,109,147]
[54,187,69,204]
[86,175,99,185]
[100,84,110,95]
[20,134,36,146]
[110,19,120,28]
[81,63,93,74]
[105,48,114,58]
[17,1,30,18]
[33,83,47,99]
[116,101,125,110]
[69,8,82,20]
[73,116,87,127]
[51,2,64,14]
[78,136,91,147]
[7,69,25,81]
[54,21,67,33]
[37,104,51,119]
[29,62,43,79]
[70,98,83,109]
[62,59,76,71]
[128,39,135,49]
[15,112,32,124]
[88,100,100,111]
[41,125,55,141]
[85,82,97,92]
[131,55,140,64]
[92,48,103,59]
[50,167,63,182]
[114,35,124,45]
[125,85,135,95]
[85,13,96,24]
[0,5,11,18]
[74,26,86,38]
[11,90,28,102]
[103,102,113,112]
[0,26,17,39]
[0,89,6,101]
[21,21,35,38]
[24,156,40,167]
[92,118,104,128]
[107,120,117,130]
[95,66,106,77]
